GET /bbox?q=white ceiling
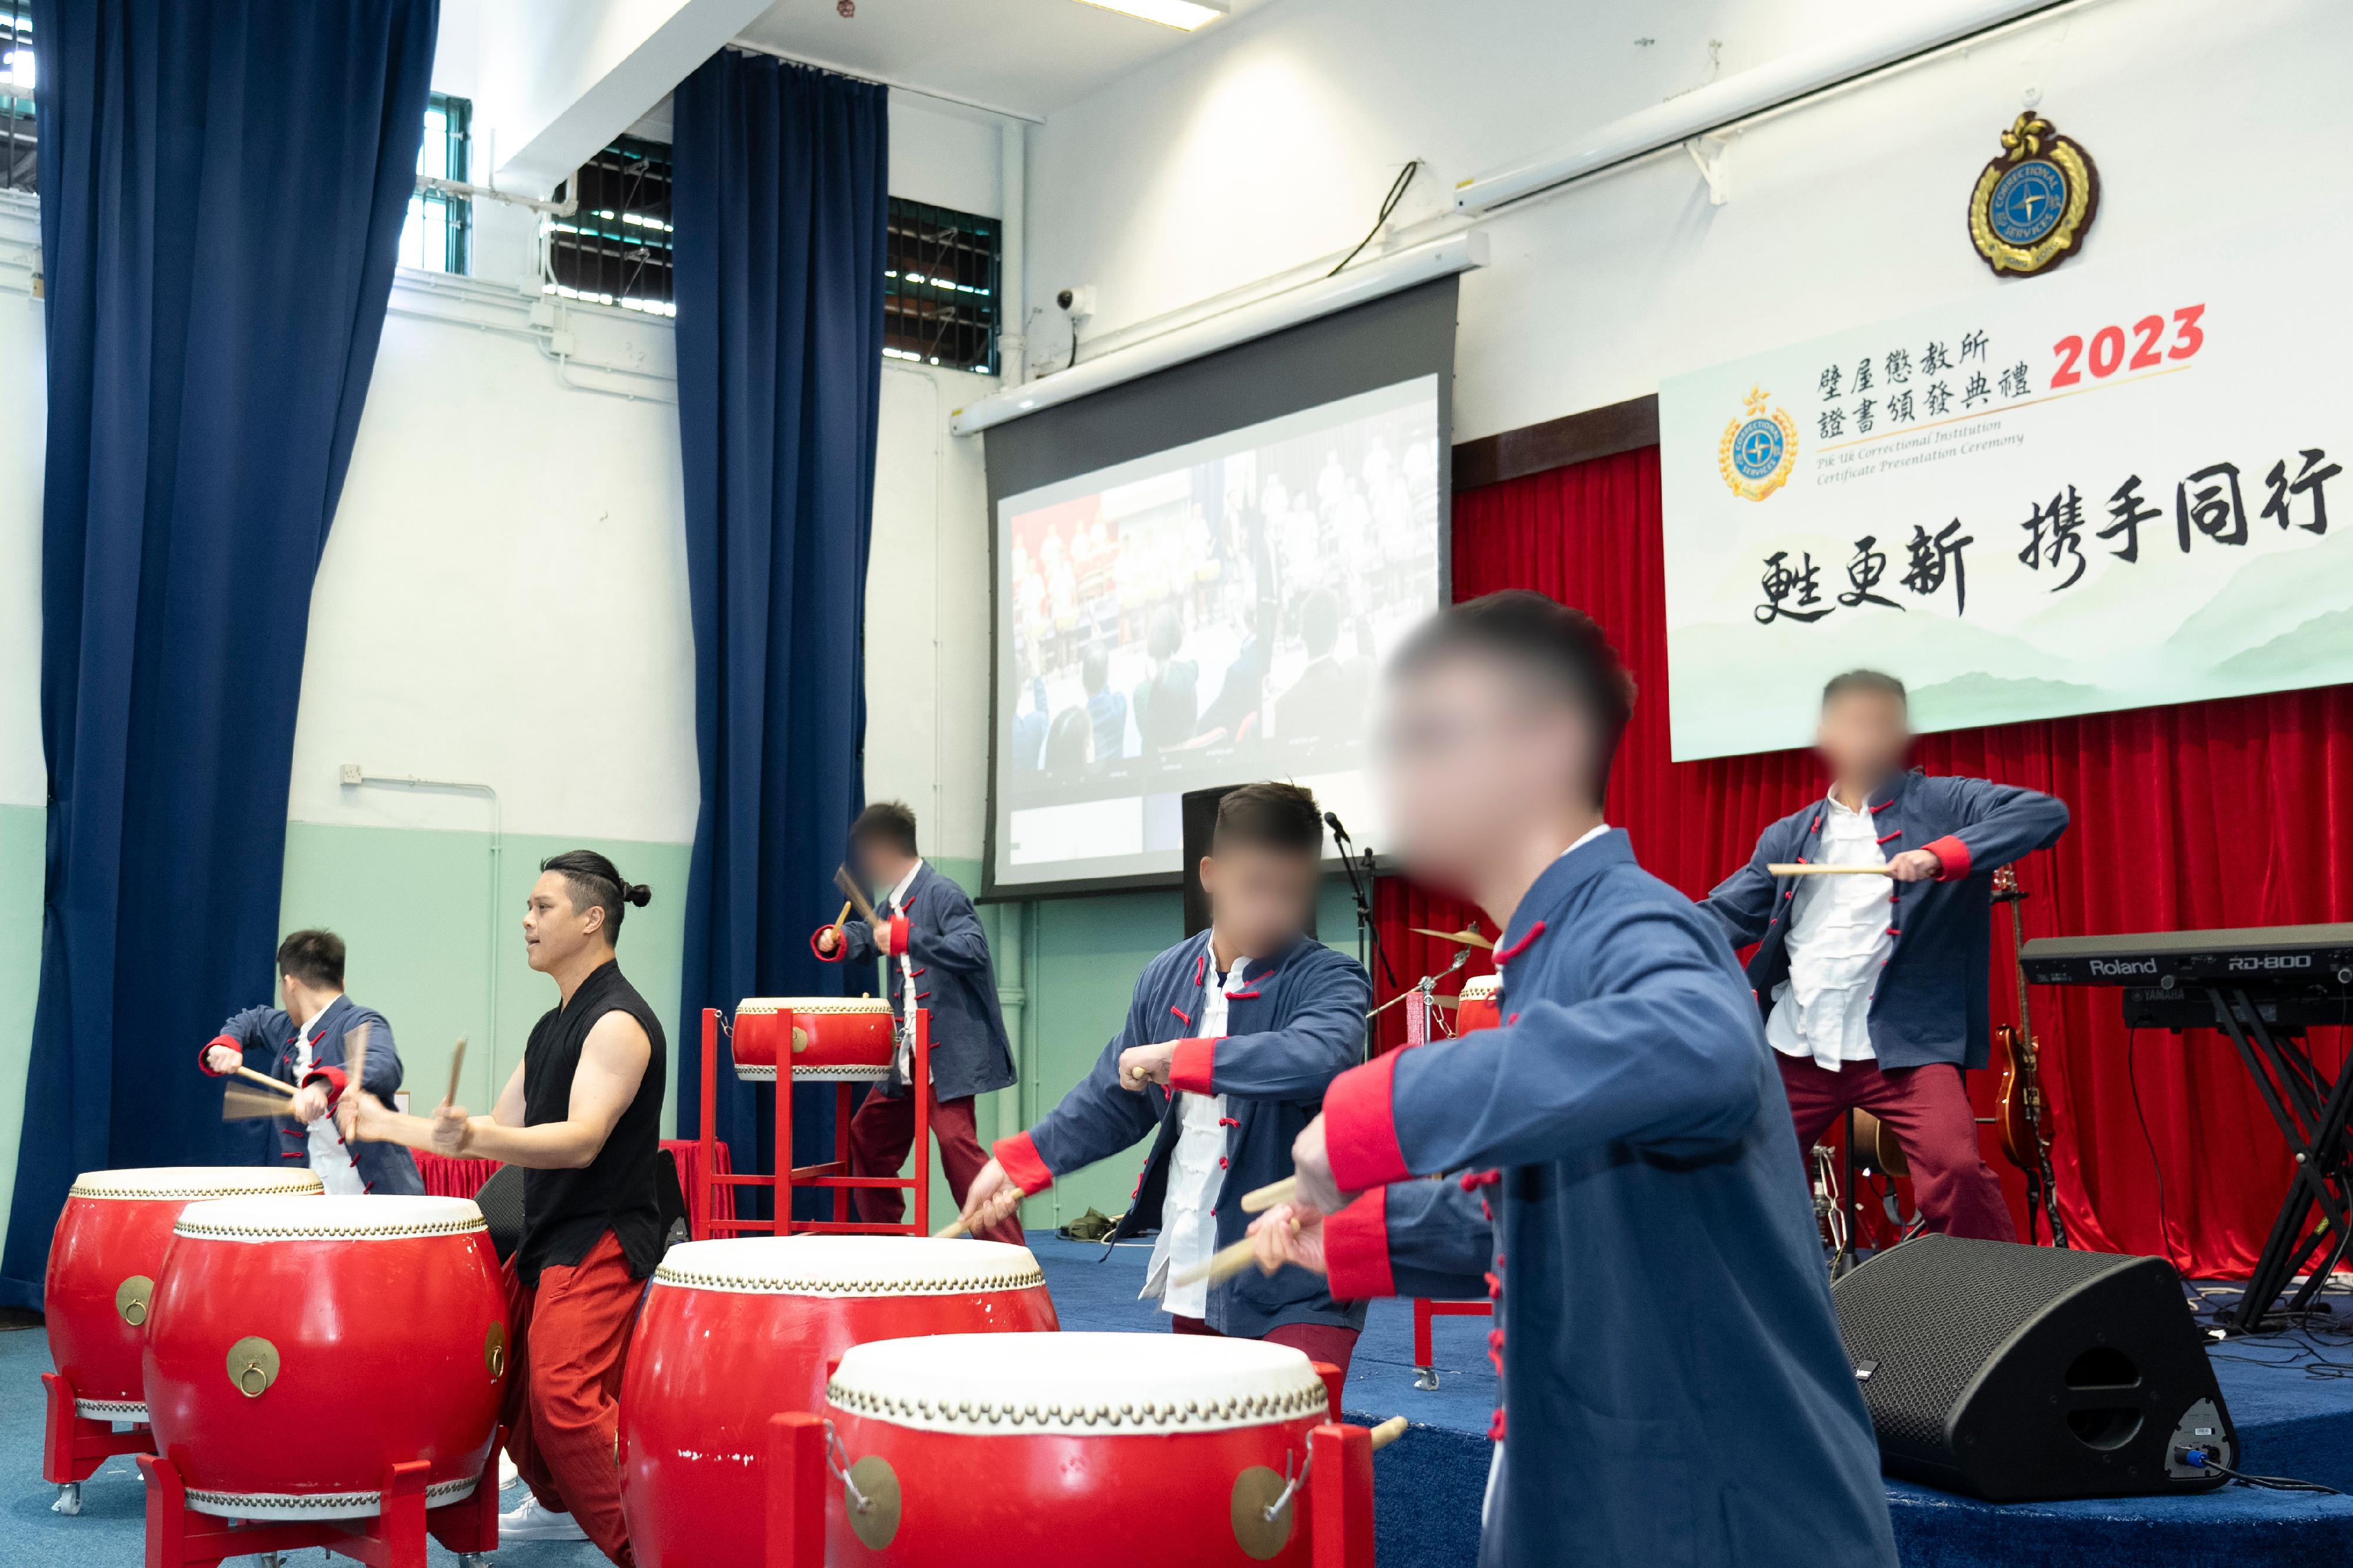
[735,0,1275,121]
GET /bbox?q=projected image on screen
[994,375,1442,888]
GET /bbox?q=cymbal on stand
[1409,926,1494,951]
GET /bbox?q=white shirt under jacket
[1142,949,1251,1319]
[1765,790,1891,1071]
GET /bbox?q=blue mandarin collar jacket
[1698,769,2069,1070]
[1316,830,1897,1568]
[816,862,1016,1102]
[209,993,424,1195]
[999,929,1371,1340]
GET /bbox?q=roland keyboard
[2019,924,2353,989]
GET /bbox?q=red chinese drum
[1457,974,1501,1034]
[142,1195,507,1519]
[824,1332,1332,1566]
[731,996,896,1083]
[45,1167,324,1423]
[621,1236,1060,1568]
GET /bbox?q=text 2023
[2051,305,2205,388]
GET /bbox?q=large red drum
[621,1236,1060,1567]
[1457,973,1501,1034]
[143,1195,507,1519]
[731,996,896,1083]
[824,1332,1332,1567]
[45,1167,324,1423]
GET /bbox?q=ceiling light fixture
[1072,0,1228,32]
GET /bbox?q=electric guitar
[1991,865,2068,1247]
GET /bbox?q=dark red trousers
[502,1230,640,1566]
[1172,1313,1361,1382]
[848,1084,1025,1246]
[1776,1054,2017,1243]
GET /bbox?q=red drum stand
[698,1006,934,1238]
[41,1370,154,1514]
[1399,988,1492,1390]
[138,1436,499,1568]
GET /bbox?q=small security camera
[1056,285,1096,323]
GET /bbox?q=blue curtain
[670,52,889,1217]
[3,0,437,1305]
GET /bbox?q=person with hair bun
[352,849,664,1563]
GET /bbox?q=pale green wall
[277,822,692,1133]
[0,819,1368,1254]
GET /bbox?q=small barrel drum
[1457,973,1501,1034]
[621,1236,1060,1567]
[45,1167,324,1423]
[824,1331,1332,1567]
[731,996,896,1083]
[143,1195,507,1519]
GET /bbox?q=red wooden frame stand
[41,1370,155,1513]
[138,1437,500,1568]
[1411,1297,1493,1390]
[698,1006,934,1240]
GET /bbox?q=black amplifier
[2020,923,2353,990]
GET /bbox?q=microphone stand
[1328,823,1399,1059]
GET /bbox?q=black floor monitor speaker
[1830,1235,2236,1502]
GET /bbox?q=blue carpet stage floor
[5,1232,2352,1565]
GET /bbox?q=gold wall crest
[1969,112,2099,278]
[1718,386,1798,502]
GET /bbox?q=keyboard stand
[2203,983,2353,1335]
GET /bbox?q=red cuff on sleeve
[811,924,846,963]
[1922,834,1972,881]
[994,1131,1055,1195]
[199,1035,241,1076]
[1167,1037,1218,1096]
[1323,1048,1412,1193]
[874,913,910,957]
[302,1065,349,1102]
[1322,1186,1396,1300]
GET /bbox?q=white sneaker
[499,1493,589,1542]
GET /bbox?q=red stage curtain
[1374,445,2353,1277]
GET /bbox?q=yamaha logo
[2090,958,2158,978]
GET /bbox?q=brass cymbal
[1409,926,1494,951]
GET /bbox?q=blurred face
[1377,651,1589,899]
[1198,840,1321,959]
[523,870,603,974]
[853,833,914,891]
[1816,689,1909,784]
[279,973,323,1028]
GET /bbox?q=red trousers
[1776,1054,2017,1243]
[1172,1313,1361,1383]
[847,1084,1025,1247]
[502,1230,641,1566]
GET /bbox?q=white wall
[1021,0,2352,443]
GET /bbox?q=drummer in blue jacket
[1252,593,1897,1568]
[956,782,1373,1374]
[199,929,423,1196]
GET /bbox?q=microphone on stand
[1324,811,1351,845]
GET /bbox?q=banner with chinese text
[1657,203,2349,760]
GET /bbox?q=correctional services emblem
[1968,112,2099,278]
[1718,386,1797,502]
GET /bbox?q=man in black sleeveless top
[353,850,661,1565]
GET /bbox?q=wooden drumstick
[834,866,880,925]
[230,1065,297,1097]
[221,1085,299,1121]
[1172,1237,1260,1290]
[442,1036,468,1110]
[1768,863,1893,876]
[341,1021,371,1143]
[1241,1176,1297,1215]
[1368,1415,1409,1451]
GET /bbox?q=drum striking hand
[1884,848,1945,882]
[956,1157,1023,1233]
[204,1042,243,1075]
[287,1082,331,1125]
[1118,1042,1176,1091]
[1248,1203,1327,1277]
[1288,1115,1345,1213]
[430,1100,474,1156]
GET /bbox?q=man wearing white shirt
[956,782,1371,1370]
[1702,670,2069,1241]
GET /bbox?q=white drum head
[68,1167,325,1202]
[175,1194,485,1242]
[1459,975,1500,1001]
[829,1331,1328,1436]
[654,1235,1044,1296]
